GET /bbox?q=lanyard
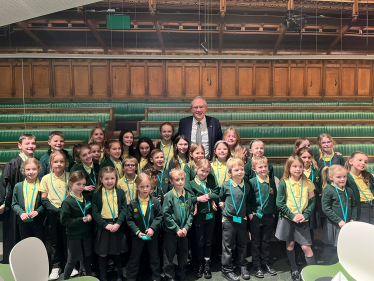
[349,172,373,204]
[83,164,96,186]
[126,177,135,200]
[229,180,246,216]
[175,189,186,228]
[110,158,122,179]
[20,153,27,161]
[255,175,270,210]
[288,178,303,214]
[332,184,348,222]
[105,189,116,221]
[157,170,165,196]
[138,196,152,229]
[161,142,172,166]
[25,180,37,213]
[198,178,210,212]
[323,154,332,167]
[50,173,67,202]
[178,156,185,170]
[71,193,86,219]
[216,159,227,186]
[304,168,314,182]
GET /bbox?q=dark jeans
[163,231,188,280]
[18,219,45,241]
[195,218,215,262]
[48,211,67,269]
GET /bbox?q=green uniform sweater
[321,184,357,226]
[189,178,220,220]
[248,177,277,215]
[314,154,345,172]
[306,166,322,197]
[70,163,100,187]
[244,160,274,183]
[156,168,170,200]
[39,149,74,178]
[60,193,92,240]
[99,158,123,175]
[219,180,251,221]
[12,181,45,224]
[162,188,194,234]
[92,188,127,229]
[126,196,163,236]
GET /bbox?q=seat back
[337,221,374,281]
[10,237,49,281]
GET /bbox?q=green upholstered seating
[0,148,73,163]
[0,113,110,124]
[0,129,91,143]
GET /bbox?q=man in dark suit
[176,96,222,160]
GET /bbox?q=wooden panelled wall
[0,59,373,100]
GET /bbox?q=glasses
[124,164,136,168]
[192,106,205,110]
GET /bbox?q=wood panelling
[0,59,373,100]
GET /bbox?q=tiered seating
[0,148,73,163]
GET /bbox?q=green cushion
[0,128,91,143]
[0,113,110,124]
[0,148,73,163]
[301,262,354,281]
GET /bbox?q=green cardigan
[70,163,100,187]
[248,177,277,215]
[244,160,274,183]
[305,166,322,197]
[126,196,163,236]
[314,153,345,172]
[92,188,127,229]
[12,181,45,224]
[156,168,170,201]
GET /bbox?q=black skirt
[67,236,92,263]
[94,219,128,256]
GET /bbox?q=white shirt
[191,117,209,158]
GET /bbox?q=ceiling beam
[273,26,286,55]
[218,0,226,55]
[16,21,47,52]
[326,18,357,54]
[149,0,166,55]
[85,19,108,54]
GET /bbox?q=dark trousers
[2,208,20,264]
[163,231,188,280]
[18,220,45,241]
[213,209,223,257]
[127,234,161,281]
[249,214,274,267]
[48,211,68,269]
[195,218,215,262]
[222,220,247,273]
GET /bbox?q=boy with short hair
[142,164,159,198]
[162,168,193,281]
[39,131,74,178]
[219,158,251,281]
[0,134,37,263]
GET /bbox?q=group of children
[0,123,373,281]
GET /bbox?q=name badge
[206,213,213,220]
[233,216,242,223]
[85,201,92,209]
[256,211,263,219]
[142,236,152,240]
[25,218,34,223]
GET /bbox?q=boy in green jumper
[219,158,251,281]
[39,131,74,178]
[248,156,277,278]
[162,168,194,281]
[151,149,170,203]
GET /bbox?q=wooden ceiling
[2,0,374,55]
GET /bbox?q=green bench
[0,148,73,163]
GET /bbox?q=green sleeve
[35,193,45,214]
[321,188,342,225]
[92,191,108,229]
[162,195,179,233]
[67,154,75,172]
[302,195,316,221]
[116,189,127,226]
[60,200,85,227]
[244,162,251,184]
[349,189,358,221]
[208,174,220,201]
[248,181,257,214]
[11,184,25,217]
[219,183,226,203]
[185,181,197,204]
[39,154,49,178]
[338,154,345,166]
[268,163,275,181]
[126,202,140,235]
[41,197,60,213]
[245,183,252,216]
[69,164,80,174]
[150,200,163,232]
[185,196,194,231]
[276,181,296,220]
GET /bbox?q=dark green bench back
[0,148,73,163]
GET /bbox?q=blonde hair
[280,155,308,181]
[223,127,245,163]
[169,168,186,180]
[49,131,65,141]
[321,165,348,189]
[21,158,41,175]
[227,158,245,172]
[122,156,138,167]
[88,127,107,145]
[96,166,118,192]
[344,152,371,188]
[188,143,205,166]
[251,156,268,169]
[317,133,335,154]
[195,159,211,170]
[19,134,36,144]
[249,139,264,158]
[49,151,67,173]
[68,170,86,193]
[135,173,152,198]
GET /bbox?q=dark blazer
[176,115,222,160]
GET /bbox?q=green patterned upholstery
[0,148,73,163]
[0,113,110,124]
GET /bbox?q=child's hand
[138,232,146,239]
[197,194,209,203]
[86,214,92,222]
[20,213,30,221]
[298,214,305,223]
[248,214,253,220]
[293,215,303,223]
[182,228,188,237]
[193,204,197,216]
[350,219,354,222]
[0,205,5,214]
[177,229,184,237]
[339,221,346,228]
[248,231,251,240]
[219,202,224,210]
[83,217,88,223]
[110,223,120,232]
[242,147,248,156]
[105,224,114,231]
[212,201,217,211]
[29,211,38,218]
[145,228,154,237]
[85,185,96,192]
[336,152,342,156]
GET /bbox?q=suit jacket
[176,115,222,160]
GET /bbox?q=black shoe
[221,271,240,281]
[240,266,250,280]
[116,274,123,281]
[254,266,264,278]
[203,259,212,279]
[263,264,277,276]
[291,270,300,281]
[79,270,87,276]
[196,262,204,278]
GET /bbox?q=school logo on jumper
[316,177,320,182]
[164,178,168,183]
[181,203,185,207]
[134,208,138,212]
[270,188,274,194]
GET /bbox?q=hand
[158,198,162,203]
[138,232,146,239]
[20,213,30,221]
[83,217,89,223]
[153,140,161,147]
[249,214,253,221]
[293,214,303,223]
[336,152,342,156]
[145,228,154,237]
[242,147,248,157]
[212,201,217,211]
[248,232,251,240]
[197,194,209,203]
[29,211,38,218]
[0,205,5,214]
[298,214,305,223]
[272,214,275,218]
[182,228,188,237]
[127,199,130,205]
[105,224,114,231]
[350,219,354,222]
[219,202,224,210]
[193,204,197,216]
[177,229,184,237]
[85,185,96,192]
[338,221,346,228]
[86,214,92,222]
[110,223,120,232]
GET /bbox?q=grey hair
[190,96,208,107]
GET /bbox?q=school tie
[196,121,202,144]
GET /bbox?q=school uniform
[211,160,231,187]
[117,175,137,202]
[321,184,357,247]
[167,157,189,173]
[99,158,124,179]
[346,172,374,223]
[275,177,316,246]
[70,162,100,188]
[138,158,148,174]
[189,177,220,263]
[39,149,74,178]
[40,172,70,269]
[314,151,345,171]
[244,159,275,183]
[12,179,45,241]
[162,188,194,280]
[126,196,163,281]
[219,179,251,274]
[156,141,174,169]
[248,175,277,268]
[92,187,128,255]
[155,168,170,203]
[304,166,323,229]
